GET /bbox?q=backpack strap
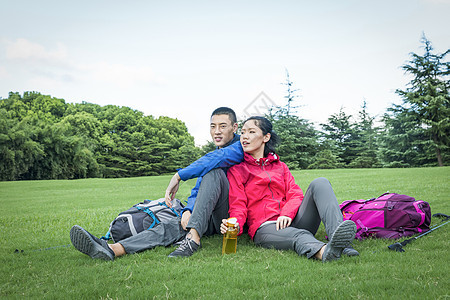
[159,201,181,217]
[102,199,183,241]
[376,192,393,200]
[136,206,161,229]
[413,201,427,226]
[101,219,116,240]
[101,231,112,241]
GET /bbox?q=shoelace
[177,238,193,253]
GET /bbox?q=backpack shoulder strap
[136,206,161,229]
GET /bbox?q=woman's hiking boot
[342,246,359,256]
[322,220,357,262]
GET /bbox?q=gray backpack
[102,198,184,243]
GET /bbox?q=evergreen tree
[394,34,449,166]
[379,104,435,167]
[320,107,357,166]
[280,69,300,116]
[348,100,381,168]
[308,149,344,169]
[269,113,319,169]
[268,71,319,169]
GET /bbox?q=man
[69,107,243,260]
[165,107,242,257]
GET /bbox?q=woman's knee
[309,177,331,190]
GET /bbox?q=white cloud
[6,38,68,64]
[79,62,166,89]
[2,38,164,93]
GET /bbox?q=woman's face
[240,120,270,159]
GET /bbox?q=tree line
[269,36,448,170]
[0,93,203,180]
[0,36,448,181]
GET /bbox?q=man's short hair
[211,107,237,124]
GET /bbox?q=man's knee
[202,168,226,182]
[201,169,228,189]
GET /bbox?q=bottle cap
[227,217,237,226]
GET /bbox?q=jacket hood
[243,152,279,166]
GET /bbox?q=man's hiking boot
[342,246,359,256]
[168,236,200,258]
[322,220,357,262]
[70,225,115,261]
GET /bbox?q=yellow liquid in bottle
[222,227,237,255]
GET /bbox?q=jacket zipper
[261,161,280,211]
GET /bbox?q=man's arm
[177,141,243,181]
[164,172,181,208]
[164,140,243,223]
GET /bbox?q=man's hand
[165,172,181,208]
[276,216,292,231]
[181,211,191,230]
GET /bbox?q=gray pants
[187,168,229,238]
[119,217,186,254]
[119,169,228,253]
[253,177,343,259]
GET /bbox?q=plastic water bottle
[222,217,238,255]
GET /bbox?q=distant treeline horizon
[1,37,448,181]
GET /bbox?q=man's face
[210,114,237,148]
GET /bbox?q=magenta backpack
[339,193,431,240]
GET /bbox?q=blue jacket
[178,134,243,213]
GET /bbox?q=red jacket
[227,152,304,239]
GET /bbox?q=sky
[1,0,449,145]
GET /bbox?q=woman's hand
[220,219,240,234]
[276,216,292,231]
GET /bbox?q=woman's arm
[227,166,248,235]
[280,162,304,219]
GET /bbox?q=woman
[220,116,357,261]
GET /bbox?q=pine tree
[394,34,450,166]
[320,107,357,166]
[268,71,319,169]
[348,100,381,168]
[280,69,300,116]
[379,104,434,167]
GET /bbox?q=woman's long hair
[243,116,280,157]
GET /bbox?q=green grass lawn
[1,167,449,299]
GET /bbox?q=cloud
[80,62,166,88]
[6,38,68,65]
[2,38,164,90]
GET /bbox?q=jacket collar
[217,133,240,149]
[244,152,279,166]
